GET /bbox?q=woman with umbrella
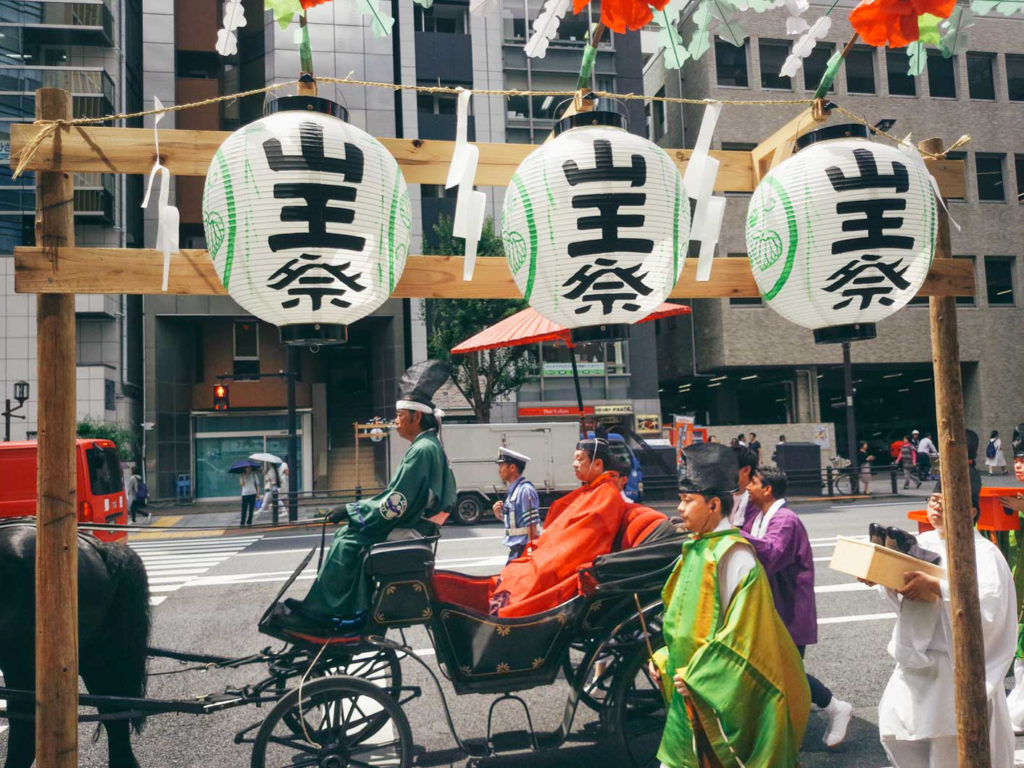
[251,453,284,518]
[230,460,261,527]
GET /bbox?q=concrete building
[644,5,1024,452]
[0,0,144,442]
[139,0,655,499]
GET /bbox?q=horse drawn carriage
[0,521,684,768]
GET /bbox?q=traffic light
[213,384,229,411]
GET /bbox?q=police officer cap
[678,443,739,495]
[496,448,531,465]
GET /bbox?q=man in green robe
[653,443,810,767]
[270,360,456,634]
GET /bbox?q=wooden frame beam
[14,248,975,298]
[10,123,966,198]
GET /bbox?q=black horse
[0,524,151,768]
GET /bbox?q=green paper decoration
[906,41,926,76]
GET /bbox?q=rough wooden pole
[34,87,79,768]
[921,136,991,767]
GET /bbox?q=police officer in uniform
[492,447,541,562]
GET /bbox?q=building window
[728,253,762,305]
[845,47,876,94]
[416,92,457,115]
[984,256,1016,305]
[1015,155,1024,204]
[954,255,976,306]
[886,50,916,95]
[803,43,836,92]
[715,39,749,87]
[759,40,791,90]
[233,320,260,380]
[927,52,956,98]
[648,87,666,140]
[1008,55,1024,101]
[967,53,996,100]
[414,3,468,33]
[975,154,1005,201]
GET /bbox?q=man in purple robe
[743,466,854,750]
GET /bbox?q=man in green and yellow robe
[653,443,810,768]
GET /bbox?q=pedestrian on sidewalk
[865,469,1016,768]
[126,465,148,523]
[915,432,938,481]
[899,436,920,489]
[743,466,854,749]
[985,430,1007,475]
[239,465,260,527]
[262,461,281,517]
[858,442,874,495]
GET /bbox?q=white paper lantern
[745,125,937,343]
[501,113,690,340]
[202,97,411,345]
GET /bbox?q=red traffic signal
[213,384,229,411]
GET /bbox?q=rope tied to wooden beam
[11,76,968,179]
[829,103,971,160]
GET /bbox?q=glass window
[845,47,876,94]
[759,40,791,90]
[967,53,995,100]
[86,445,124,495]
[954,255,976,306]
[650,87,666,140]
[728,253,762,305]
[414,3,467,33]
[803,43,836,92]
[927,52,956,98]
[886,50,915,95]
[715,39,748,87]
[233,320,260,380]
[975,154,1005,202]
[1008,55,1024,101]
[985,256,1015,305]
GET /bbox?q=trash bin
[774,443,821,496]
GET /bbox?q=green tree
[76,419,137,462]
[424,215,530,423]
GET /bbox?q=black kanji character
[830,199,915,255]
[267,184,366,253]
[826,148,908,194]
[563,139,646,188]
[562,257,653,315]
[567,193,654,257]
[263,122,364,182]
[267,253,365,311]
[822,253,911,310]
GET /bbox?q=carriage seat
[615,504,670,550]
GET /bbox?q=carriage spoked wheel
[608,636,666,768]
[252,676,412,768]
[282,648,403,742]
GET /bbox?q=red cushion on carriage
[618,504,669,550]
[431,570,493,614]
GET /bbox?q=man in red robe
[489,437,631,617]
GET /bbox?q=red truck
[0,438,128,542]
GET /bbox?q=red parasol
[450,302,691,354]
[450,303,691,417]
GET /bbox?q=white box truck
[387,422,582,524]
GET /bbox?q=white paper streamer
[141,97,180,292]
[683,101,724,282]
[780,15,831,78]
[444,89,486,281]
[525,0,572,59]
[215,0,246,56]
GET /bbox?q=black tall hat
[678,443,739,495]
[396,360,450,415]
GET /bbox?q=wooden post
[921,136,991,767]
[33,88,79,768]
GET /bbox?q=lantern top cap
[795,123,870,150]
[266,95,349,122]
[553,110,626,137]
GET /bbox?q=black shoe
[885,527,915,554]
[869,523,887,546]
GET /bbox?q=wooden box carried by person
[829,537,946,591]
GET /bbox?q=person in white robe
[869,483,1017,768]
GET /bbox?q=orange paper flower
[572,0,671,34]
[849,0,955,47]
[301,0,333,8]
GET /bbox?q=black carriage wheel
[608,641,666,768]
[578,650,616,714]
[282,648,403,741]
[251,676,412,768]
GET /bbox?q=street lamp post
[3,380,30,441]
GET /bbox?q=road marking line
[130,529,227,541]
[818,612,895,625]
[816,583,869,594]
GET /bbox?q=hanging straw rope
[11,73,969,180]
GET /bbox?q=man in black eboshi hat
[270,360,457,634]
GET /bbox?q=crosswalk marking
[133,536,260,606]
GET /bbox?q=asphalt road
[4,493,1024,767]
